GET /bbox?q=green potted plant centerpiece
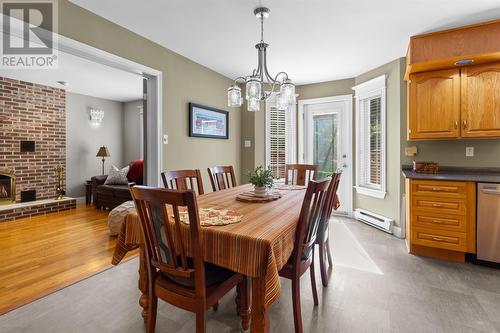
[245,166,274,197]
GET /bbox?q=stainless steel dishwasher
[477,183,500,264]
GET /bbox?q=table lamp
[96,146,110,175]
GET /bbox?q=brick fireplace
[0,77,75,221]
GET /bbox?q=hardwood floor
[0,204,139,315]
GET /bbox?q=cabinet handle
[454,121,458,129]
[432,187,442,191]
[432,219,444,224]
[432,237,444,241]
[432,203,442,207]
[463,120,467,129]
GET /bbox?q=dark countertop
[402,166,500,183]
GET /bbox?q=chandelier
[227,7,295,112]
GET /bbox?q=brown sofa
[91,160,143,210]
[91,175,132,210]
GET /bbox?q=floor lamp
[96,146,110,175]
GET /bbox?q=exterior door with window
[301,96,353,215]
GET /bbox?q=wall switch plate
[163,134,168,144]
[466,146,474,157]
[244,140,251,148]
[405,146,418,156]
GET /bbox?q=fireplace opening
[0,171,15,204]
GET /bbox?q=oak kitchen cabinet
[408,62,500,140]
[406,19,500,141]
[461,62,500,138]
[405,179,476,262]
[408,68,461,140]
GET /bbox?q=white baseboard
[393,226,405,239]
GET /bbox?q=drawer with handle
[412,212,466,232]
[412,195,467,215]
[410,180,468,198]
[411,227,467,252]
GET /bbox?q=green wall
[354,58,406,227]
[296,78,355,100]
[58,1,242,191]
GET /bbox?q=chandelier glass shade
[227,7,295,112]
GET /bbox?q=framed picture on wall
[188,103,229,139]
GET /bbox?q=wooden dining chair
[278,178,331,333]
[207,166,237,192]
[315,171,342,287]
[129,185,249,333]
[161,169,204,195]
[285,164,318,186]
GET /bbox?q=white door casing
[298,95,353,215]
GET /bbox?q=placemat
[177,207,243,226]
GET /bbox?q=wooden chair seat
[160,258,235,288]
[278,256,313,280]
[155,270,244,312]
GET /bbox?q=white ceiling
[0,43,143,102]
[70,0,500,85]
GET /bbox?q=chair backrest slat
[161,169,204,195]
[285,164,318,186]
[292,178,331,266]
[317,171,342,243]
[129,184,204,282]
[207,166,237,192]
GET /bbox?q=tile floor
[1,218,499,333]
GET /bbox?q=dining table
[111,183,308,333]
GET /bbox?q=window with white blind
[265,94,297,179]
[353,75,386,199]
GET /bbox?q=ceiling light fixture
[227,7,295,112]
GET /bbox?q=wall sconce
[89,108,104,127]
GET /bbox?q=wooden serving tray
[236,191,282,203]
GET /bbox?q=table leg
[251,277,270,333]
[237,276,251,330]
[138,244,149,322]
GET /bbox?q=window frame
[265,93,297,180]
[353,75,387,199]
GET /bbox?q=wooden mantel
[405,19,500,79]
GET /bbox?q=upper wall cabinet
[406,19,500,78]
[461,62,500,138]
[408,69,460,140]
[406,19,500,141]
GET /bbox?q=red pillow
[127,160,144,185]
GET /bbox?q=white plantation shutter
[353,75,386,199]
[265,94,297,179]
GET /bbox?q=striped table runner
[112,184,306,307]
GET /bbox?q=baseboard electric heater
[354,208,394,234]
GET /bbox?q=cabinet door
[408,69,461,140]
[461,62,500,138]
